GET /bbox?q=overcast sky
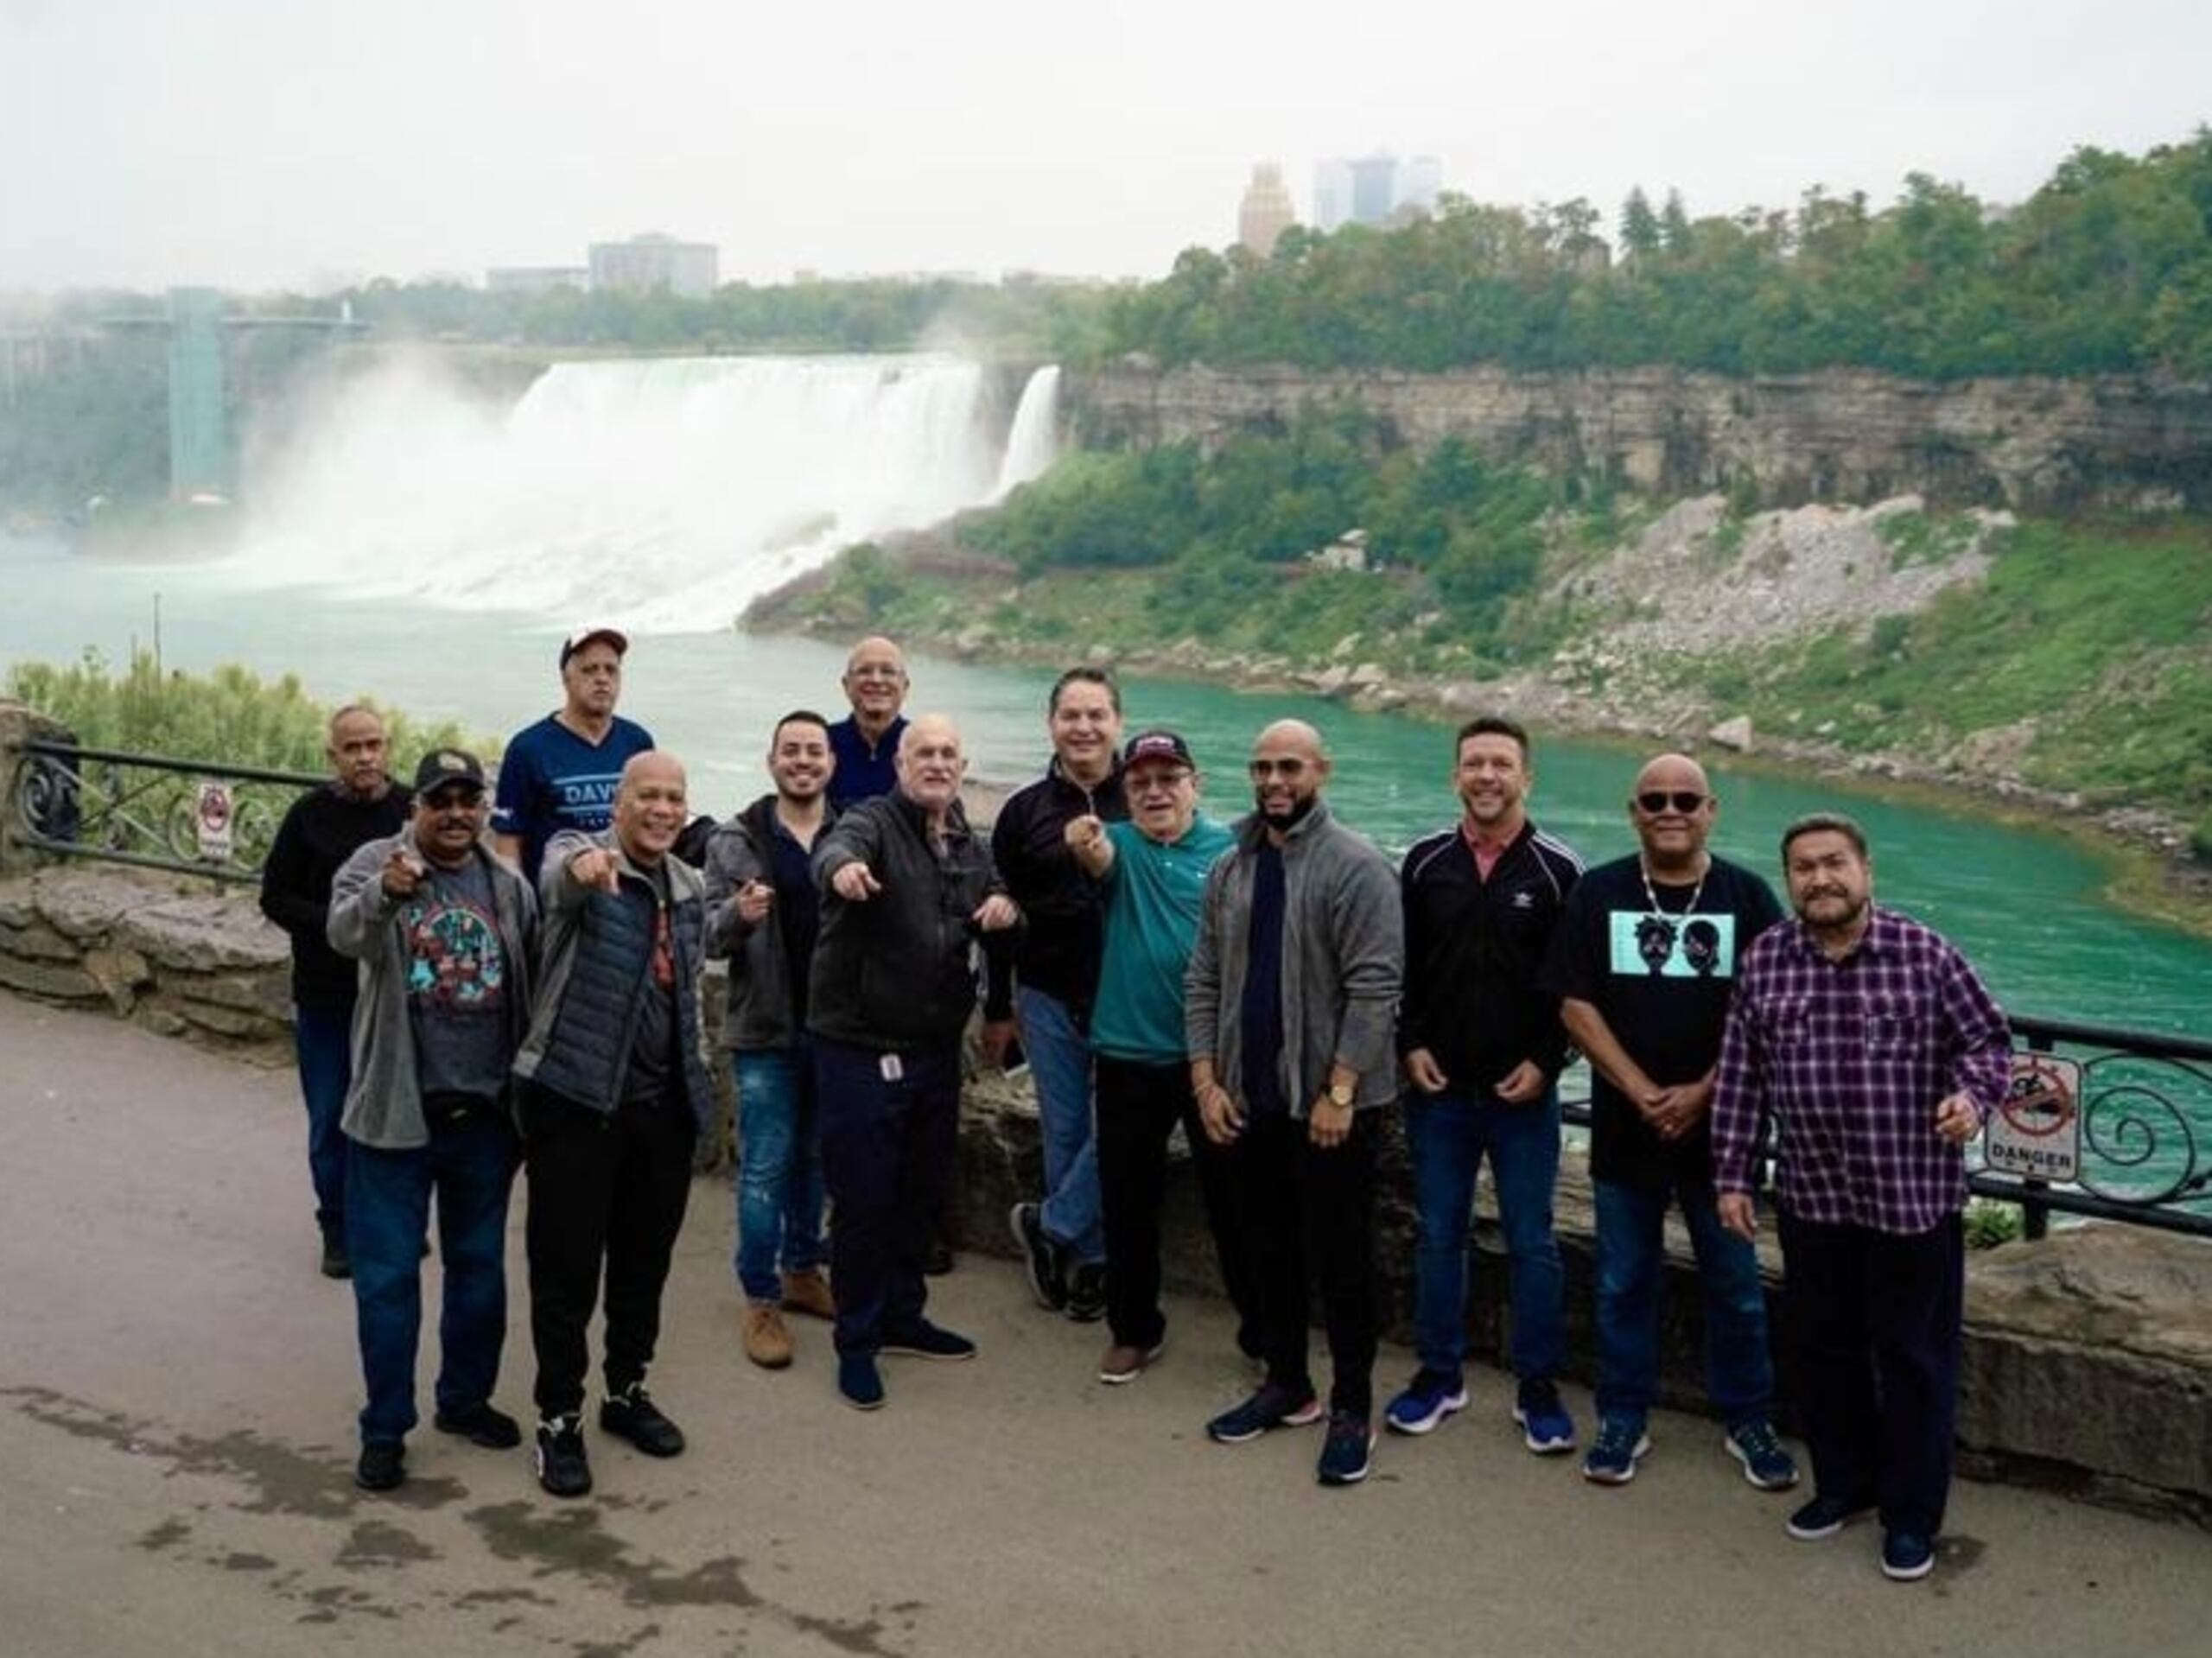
[3,0,2208,294]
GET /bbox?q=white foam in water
[227,353,1058,632]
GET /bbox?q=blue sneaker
[1316,1409,1373,1486]
[837,1353,886,1411]
[1881,1529,1936,1582]
[1786,1494,1872,1541]
[880,1320,976,1361]
[1724,1420,1801,1491]
[1513,1377,1576,1454]
[1580,1418,1650,1485]
[1383,1369,1467,1436]
[1205,1382,1324,1445]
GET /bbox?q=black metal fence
[9,735,322,886]
[6,732,2209,1238]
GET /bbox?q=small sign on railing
[1986,1052,2082,1182]
[194,781,235,861]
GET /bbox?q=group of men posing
[260,626,2012,1584]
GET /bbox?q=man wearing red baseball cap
[493,626,655,887]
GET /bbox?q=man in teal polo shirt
[1065,729,1249,1384]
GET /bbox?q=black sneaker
[880,1319,977,1361]
[925,1239,956,1276]
[353,1439,404,1492]
[1064,1262,1107,1324]
[1316,1409,1374,1487]
[1787,1494,1873,1541]
[434,1401,522,1450]
[599,1383,685,1458]
[1008,1202,1067,1310]
[535,1413,592,1497]
[320,1232,351,1280]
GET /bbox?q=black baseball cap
[559,626,629,669]
[1122,729,1195,771]
[413,748,487,796]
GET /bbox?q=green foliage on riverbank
[5,650,481,775]
[960,409,1578,670]
[1102,131,2212,378]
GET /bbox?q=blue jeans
[1405,1086,1566,1382]
[346,1108,518,1445]
[1020,986,1103,1265]
[733,1045,828,1303]
[1592,1175,1775,1432]
[294,1000,354,1237]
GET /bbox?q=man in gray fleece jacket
[1186,719,1402,1490]
[326,747,538,1495]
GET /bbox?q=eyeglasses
[1635,791,1708,815]
[1128,769,1192,792]
[1248,759,1309,779]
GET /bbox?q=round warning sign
[1985,1053,2082,1181]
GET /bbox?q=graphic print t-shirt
[1541,853,1783,1187]
[401,856,510,1102]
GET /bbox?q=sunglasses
[1249,759,1310,779]
[423,789,484,811]
[1635,790,1708,815]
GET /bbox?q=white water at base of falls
[225,353,1060,633]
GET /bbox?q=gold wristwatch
[1326,1081,1355,1108]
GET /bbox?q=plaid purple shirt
[1712,905,2011,1234]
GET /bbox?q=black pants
[1230,1109,1378,1418]
[524,1086,696,1418]
[814,1036,960,1354]
[1777,1209,1965,1535]
[1096,1055,1256,1351]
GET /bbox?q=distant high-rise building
[587,233,720,299]
[1312,153,1446,232]
[1313,159,1354,232]
[1237,163,1298,258]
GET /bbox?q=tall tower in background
[1312,153,1446,231]
[1237,164,1298,257]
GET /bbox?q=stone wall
[1066,362,2212,512]
[0,862,2203,1521]
[0,866,295,1064]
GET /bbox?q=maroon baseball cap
[559,626,629,669]
[1122,729,1195,771]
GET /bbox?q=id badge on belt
[880,1052,904,1083]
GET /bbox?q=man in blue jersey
[493,626,655,886]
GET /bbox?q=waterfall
[991,365,1061,499]
[226,353,1054,632]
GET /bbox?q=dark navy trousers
[1777,1209,1965,1536]
[814,1036,960,1355]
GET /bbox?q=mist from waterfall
[226,353,1059,632]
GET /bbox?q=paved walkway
[3,992,2205,1657]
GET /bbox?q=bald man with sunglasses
[1540,752,1797,1494]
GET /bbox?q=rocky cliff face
[1068,362,2212,512]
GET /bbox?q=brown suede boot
[742,1302,793,1369]
[780,1269,836,1322]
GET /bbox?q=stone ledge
[954,1073,2212,1526]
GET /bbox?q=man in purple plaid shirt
[1713,811,2011,1585]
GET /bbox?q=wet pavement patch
[336,1519,441,1569]
[466,1500,760,1609]
[137,1516,191,1552]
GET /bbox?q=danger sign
[195,782,235,861]
[1984,1052,2082,1182]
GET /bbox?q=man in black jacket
[987,667,1127,1322]
[259,704,410,1278]
[1386,716,1584,1453]
[703,711,839,1370]
[809,715,1019,1410]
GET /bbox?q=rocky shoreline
[752,608,2212,934]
